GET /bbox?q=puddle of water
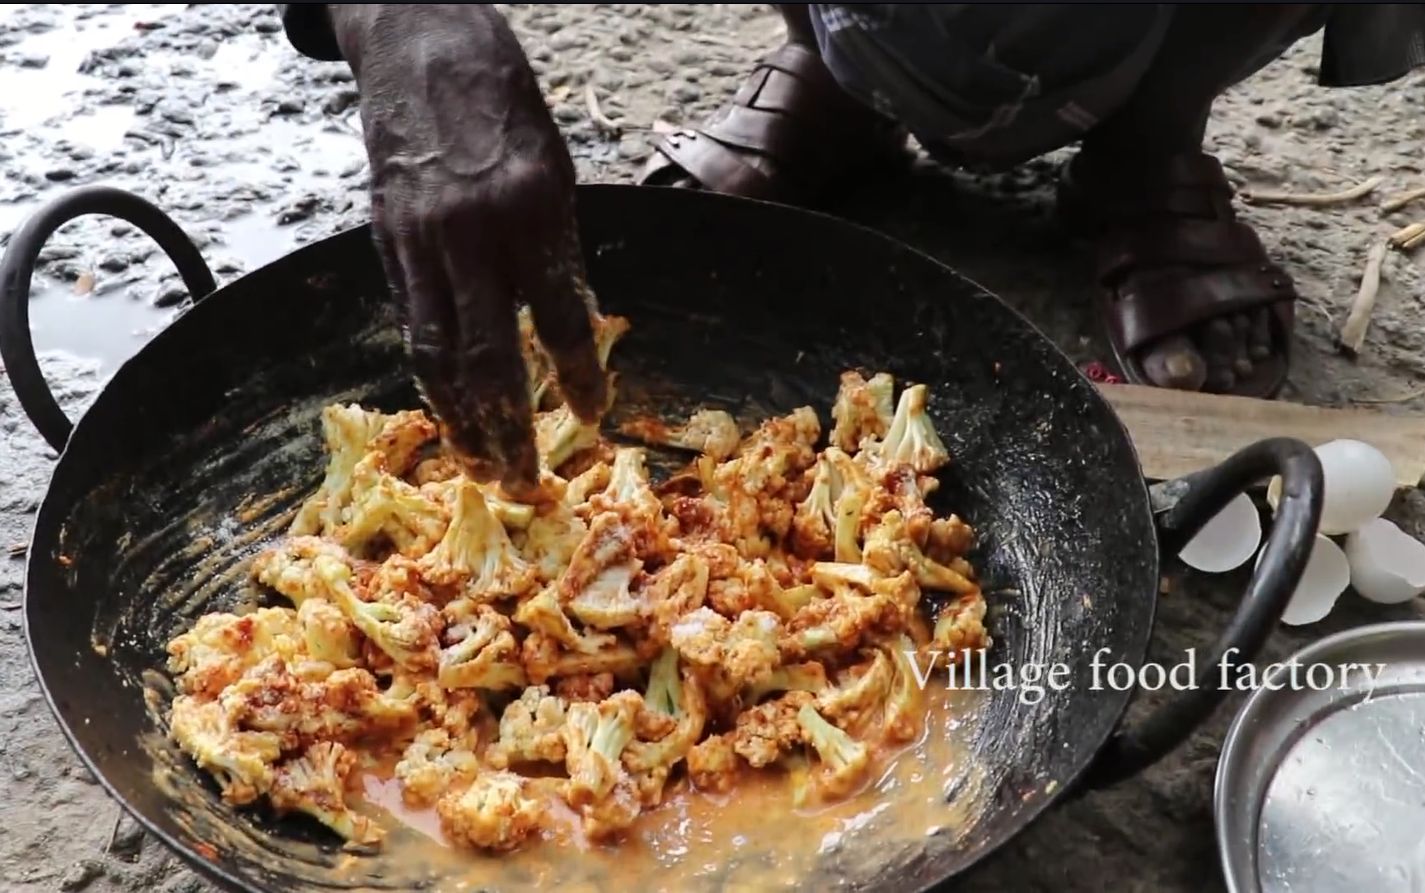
[0,5,183,132]
[28,276,179,371]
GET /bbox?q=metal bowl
[1216,621,1425,892]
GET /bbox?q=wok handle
[0,185,216,452]
[1081,437,1323,789]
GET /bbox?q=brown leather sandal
[638,43,909,203]
[1059,151,1297,399]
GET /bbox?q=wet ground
[1,5,1423,892]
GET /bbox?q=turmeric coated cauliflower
[830,370,894,452]
[418,479,536,600]
[269,741,382,845]
[437,770,547,852]
[171,364,990,854]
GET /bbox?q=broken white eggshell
[1178,493,1262,573]
[1266,439,1397,536]
[1344,518,1425,604]
[1255,533,1350,626]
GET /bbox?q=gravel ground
[1,5,1423,892]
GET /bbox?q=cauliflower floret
[669,607,782,689]
[830,371,894,453]
[269,741,382,845]
[780,577,912,658]
[513,589,618,653]
[881,634,927,744]
[562,690,641,806]
[308,550,442,671]
[623,649,707,780]
[520,632,643,685]
[438,601,527,691]
[219,659,417,749]
[417,479,536,600]
[486,686,569,768]
[620,409,741,461]
[518,501,590,584]
[169,695,282,806]
[166,608,303,698]
[863,511,978,595]
[706,559,786,618]
[437,770,548,853]
[582,775,643,840]
[535,404,600,473]
[816,650,894,733]
[790,454,839,558]
[297,599,361,671]
[556,673,618,704]
[745,660,829,704]
[797,702,872,800]
[251,536,359,607]
[587,448,665,531]
[687,733,740,793]
[644,554,710,645]
[930,593,991,659]
[592,312,631,370]
[731,691,814,768]
[420,475,536,530]
[864,463,935,548]
[926,515,976,564]
[290,405,436,536]
[569,557,645,630]
[564,462,611,507]
[337,453,449,558]
[863,384,949,474]
[395,729,480,807]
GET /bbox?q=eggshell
[1345,518,1425,605]
[1179,493,1261,573]
[1266,440,1396,536]
[1256,533,1349,626]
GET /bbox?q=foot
[638,42,909,204]
[1060,150,1295,397]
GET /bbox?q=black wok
[0,183,1322,892]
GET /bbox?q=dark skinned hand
[328,5,607,496]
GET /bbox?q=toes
[1248,309,1273,360]
[1230,314,1254,378]
[1140,334,1208,390]
[1201,319,1238,392]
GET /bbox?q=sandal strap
[1111,266,1298,353]
[1096,218,1270,282]
[649,130,786,201]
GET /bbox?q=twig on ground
[7,543,26,559]
[584,84,622,136]
[1404,229,1425,252]
[1380,185,1425,214]
[1388,222,1425,250]
[1354,386,1425,404]
[1241,175,1384,207]
[1338,239,1389,356]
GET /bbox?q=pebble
[44,168,76,182]
[1255,113,1281,128]
[277,195,320,224]
[153,282,189,308]
[254,18,282,34]
[108,816,145,862]
[18,53,49,69]
[59,859,104,892]
[674,84,702,103]
[275,98,304,116]
[97,254,129,274]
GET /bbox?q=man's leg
[639,5,905,202]
[1073,5,1329,392]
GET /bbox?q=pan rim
[22,183,1159,893]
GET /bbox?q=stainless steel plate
[1216,621,1425,893]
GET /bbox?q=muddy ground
[1,5,1422,892]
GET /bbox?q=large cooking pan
[1,183,1322,892]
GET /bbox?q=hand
[329,5,607,494]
